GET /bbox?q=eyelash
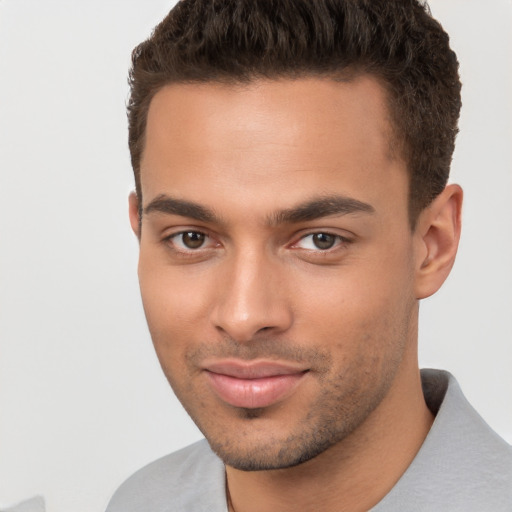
[291,232,351,251]
[163,230,217,254]
[162,230,352,259]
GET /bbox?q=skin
[130,76,462,511]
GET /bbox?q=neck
[225,356,433,512]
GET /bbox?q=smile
[203,360,309,409]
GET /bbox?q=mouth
[203,360,309,409]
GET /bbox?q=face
[134,77,419,470]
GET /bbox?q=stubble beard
[160,332,407,472]
[207,363,399,471]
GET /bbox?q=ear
[414,184,463,299]
[128,191,141,240]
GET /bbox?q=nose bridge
[212,245,292,341]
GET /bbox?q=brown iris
[312,233,336,250]
[181,231,206,249]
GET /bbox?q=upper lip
[203,360,308,379]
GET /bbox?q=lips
[203,360,308,409]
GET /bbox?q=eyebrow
[269,195,375,225]
[144,194,219,223]
[143,193,375,225]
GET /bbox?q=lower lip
[205,371,306,409]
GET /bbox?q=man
[106,0,512,510]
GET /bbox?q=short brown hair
[128,0,461,225]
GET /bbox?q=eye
[294,232,344,250]
[169,231,209,250]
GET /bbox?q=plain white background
[0,1,510,511]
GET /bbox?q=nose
[210,249,293,343]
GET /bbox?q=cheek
[137,258,214,354]
[298,263,411,321]
[292,248,415,349]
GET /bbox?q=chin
[204,419,349,471]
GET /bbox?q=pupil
[183,232,205,249]
[313,233,335,250]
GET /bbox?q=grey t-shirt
[0,497,45,512]
[106,369,512,511]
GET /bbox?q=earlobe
[414,184,463,299]
[128,191,141,240]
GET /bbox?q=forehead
[144,76,395,159]
[141,77,407,221]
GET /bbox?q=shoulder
[105,439,227,512]
[0,497,45,512]
[421,369,512,475]
[373,369,512,511]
